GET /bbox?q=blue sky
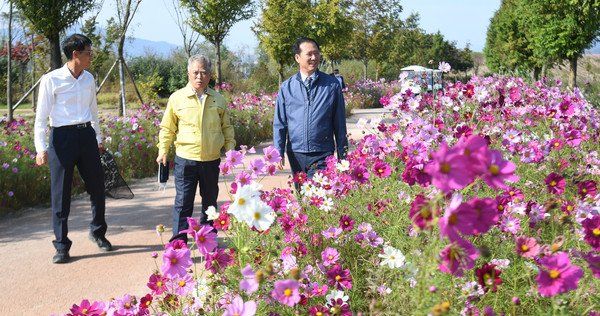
[88,0,500,53]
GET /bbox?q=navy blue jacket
[273,70,348,160]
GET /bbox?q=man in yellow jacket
[156,54,235,243]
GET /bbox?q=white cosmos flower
[379,245,406,269]
[245,198,276,231]
[326,290,349,303]
[206,206,219,221]
[337,159,350,172]
[228,182,263,222]
[356,118,369,128]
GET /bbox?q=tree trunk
[215,41,222,89]
[277,60,284,86]
[49,35,62,70]
[541,63,547,78]
[532,66,541,82]
[363,57,368,79]
[569,56,577,89]
[31,33,36,113]
[7,2,13,122]
[118,58,126,116]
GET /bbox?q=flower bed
[0,90,277,216]
[59,72,600,315]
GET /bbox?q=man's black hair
[292,37,320,56]
[62,34,92,60]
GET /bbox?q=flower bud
[289,267,300,280]
[429,286,437,293]
[255,270,264,283]
[512,296,520,305]
[264,263,274,276]
[157,224,165,233]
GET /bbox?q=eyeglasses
[78,50,93,56]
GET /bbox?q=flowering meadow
[58,66,600,315]
[0,90,277,216]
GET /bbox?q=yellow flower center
[335,275,341,281]
[521,245,529,251]
[441,163,451,173]
[198,236,205,242]
[420,208,431,219]
[549,270,560,279]
[284,288,293,297]
[449,214,458,224]
[171,258,177,264]
[179,280,186,287]
[550,181,557,186]
[82,309,89,314]
[593,228,600,236]
[125,303,131,309]
[254,212,261,220]
[489,165,499,175]
[390,255,395,259]
[583,188,588,193]
[239,198,245,205]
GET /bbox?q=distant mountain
[123,38,180,58]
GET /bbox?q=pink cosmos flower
[147,273,168,295]
[467,197,498,234]
[562,129,582,146]
[544,172,566,195]
[439,194,478,241]
[577,180,597,199]
[351,165,370,185]
[167,274,196,296]
[180,222,217,256]
[70,300,102,316]
[248,158,267,178]
[308,284,329,297]
[339,215,354,231]
[322,226,342,239]
[321,247,340,267]
[326,264,353,290]
[161,247,192,278]
[372,161,392,178]
[409,194,436,230]
[308,305,329,315]
[205,248,232,274]
[577,251,600,278]
[514,236,540,258]
[500,214,521,234]
[582,215,600,251]
[263,145,282,164]
[239,264,259,294]
[223,296,257,316]
[438,238,479,277]
[219,162,232,175]
[536,252,583,297]
[271,279,301,307]
[479,149,520,189]
[365,230,383,247]
[424,142,470,193]
[116,294,137,315]
[236,170,253,187]
[225,150,244,168]
[357,222,372,233]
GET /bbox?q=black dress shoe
[52,250,70,263]
[88,232,113,251]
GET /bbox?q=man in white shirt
[34,34,112,264]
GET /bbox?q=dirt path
[0,108,390,316]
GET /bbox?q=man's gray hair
[188,54,212,72]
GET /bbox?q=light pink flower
[271,279,301,307]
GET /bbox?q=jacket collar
[295,69,321,83]
[184,82,215,98]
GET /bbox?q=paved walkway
[0,108,392,316]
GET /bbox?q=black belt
[52,122,92,129]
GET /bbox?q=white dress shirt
[34,63,101,152]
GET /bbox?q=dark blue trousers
[171,155,220,243]
[49,125,106,251]
[287,150,333,179]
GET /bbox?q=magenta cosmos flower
[577,251,600,278]
[544,172,566,195]
[161,247,192,278]
[424,142,470,193]
[409,194,436,230]
[326,264,353,290]
[372,161,392,178]
[339,214,354,231]
[438,238,479,277]
[536,252,583,297]
[514,235,540,258]
[467,197,498,234]
[223,296,257,316]
[582,215,600,251]
[439,194,478,241]
[479,149,519,189]
[180,220,217,256]
[70,299,102,316]
[205,248,232,274]
[577,180,597,199]
[351,165,370,185]
[271,279,301,307]
[321,247,340,267]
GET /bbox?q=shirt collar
[185,82,212,98]
[300,70,317,83]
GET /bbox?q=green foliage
[253,0,311,84]
[137,72,163,102]
[311,0,353,65]
[181,0,255,85]
[128,54,176,97]
[11,0,98,69]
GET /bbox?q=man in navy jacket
[273,37,348,180]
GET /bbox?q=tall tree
[253,0,310,85]
[349,0,402,79]
[310,0,353,71]
[11,0,97,70]
[165,0,201,58]
[80,14,118,87]
[181,0,254,88]
[527,0,600,88]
